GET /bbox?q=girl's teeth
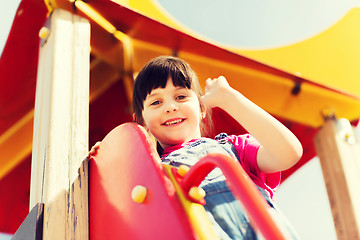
[165,119,182,125]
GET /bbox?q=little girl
[131,56,303,239]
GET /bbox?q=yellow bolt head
[131,185,147,204]
[345,133,351,139]
[188,186,206,201]
[39,27,50,39]
[177,165,190,177]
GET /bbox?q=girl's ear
[200,111,206,120]
[132,113,136,121]
[200,103,206,120]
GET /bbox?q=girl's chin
[158,131,200,147]
[162,137,188,146]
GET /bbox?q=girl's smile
[162,118,185,126]
[142,77,203,149]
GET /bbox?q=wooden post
[30,9,90,239]
[314,117,360,240]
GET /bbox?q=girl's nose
[164,103,178,113]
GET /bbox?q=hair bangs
[138,58,192,104]
[140,65,169,101]
[169,62,192,90]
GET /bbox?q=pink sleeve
[226,134,281,198]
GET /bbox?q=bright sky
[158,0,360,49]
[1,0,360,239]
[0,0,21,56]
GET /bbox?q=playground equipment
[1,0,360,239]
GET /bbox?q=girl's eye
[150,100,161,106]
[176,95,186,100]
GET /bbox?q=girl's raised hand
[201,76,233,109]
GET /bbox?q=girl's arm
[201,76,303,173]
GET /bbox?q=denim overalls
[162,133,300,240]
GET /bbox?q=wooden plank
[314,118,360,240]
[70,158,89,239]
[30,9,90,240]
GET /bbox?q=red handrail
[180,153,287,240]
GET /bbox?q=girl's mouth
[163,119,184,126]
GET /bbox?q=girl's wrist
[218,87,244,111]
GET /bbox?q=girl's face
[142,77,203,149]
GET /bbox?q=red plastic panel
[89,123,196,239]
